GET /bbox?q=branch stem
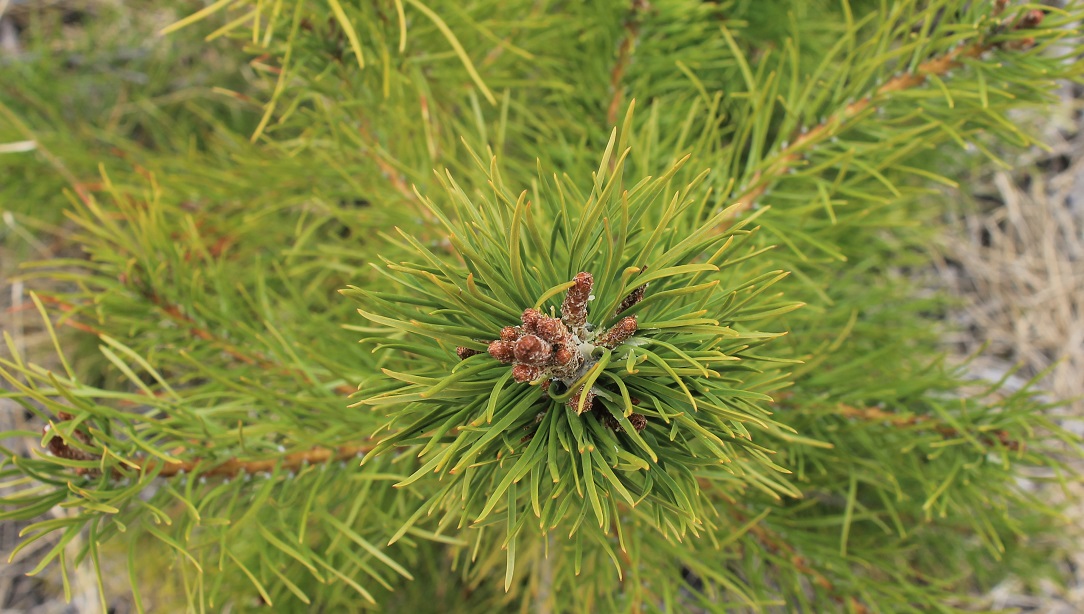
[141,443,374,478]
[606,0,649,128]
[720,20,1034,229]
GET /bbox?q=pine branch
[605,0,650,127]
[722,7,1048,228]
[143,446,372,479]
[36,292,356,395]
[357,119,423,207]
[42,412,373,478]
[4,0,1081,610]
[744,516,842,600]
[836,403,1022,451]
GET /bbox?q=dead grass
[936,88,1084,612]
[939,108,1084,417]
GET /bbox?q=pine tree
[2,0,1082,611]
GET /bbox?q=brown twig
[725,44,987,222]
[140,443,373,478]
[45,414,374,479]
[836,403,1021,452]
[606,0,650,128]
[355,118,432,217]
[45,413,373,479]
[770,389,1023,451]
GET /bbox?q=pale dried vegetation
[937,92,1084,612]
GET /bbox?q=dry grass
[936,89,1084,612]
[939,107,1084,417]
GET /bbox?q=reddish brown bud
[554,345,575,365]
[514,334,552,366]
[572,271,593,291]
[603,412,647,432]
[521,308,543,333]
[561,272,593,330]
[45,435,95,462]
[603,414,621,431]
[512,364,542,383]
[551,343,583,378]
[534,316,568,344]
[499,326,519,342]
[488,340,516,363]
[1016,9,1044,30]
[596,316,637,349]
[568,386,596,415]
[43,415,95,463]
[996,430,1021,452]
[456,346,481,360]
[616,283,647,315]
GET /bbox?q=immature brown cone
[521,308,543,333]
[456,346,482,360]
[603,412,648,433]
[513,335,552,366]
[616,283,647,315]
[552,343,583,378]
[499,326,519,341]
[43,413,97,471]
[596,316,637,349]
[511,364,542,383]
[603,413,621,432]
[533,315,569,344]
[1017,8,1044,29]
[561,272,593,330]
[488,340,516,363]
[567,386,596,414]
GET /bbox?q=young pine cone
[513,335,552,366]
[488,340,516,363]
[616,283,647,316]
[561,272,593,331]
[567,385,596,415]
[596,316,637,349]
[512,364,542,383]
[456,346,482,360]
